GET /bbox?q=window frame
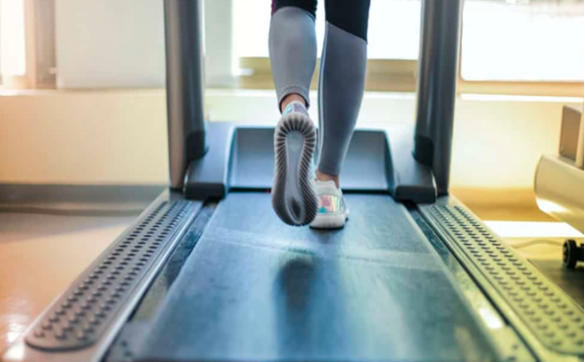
[237,56,583,98]
[235,0,584,98]
[4,0,583,98]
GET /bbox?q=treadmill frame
[168,0,461,201]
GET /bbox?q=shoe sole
[272,113,318,226]
[309,213,348,229]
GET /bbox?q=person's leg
[269,0,318,111]
[316,0,371,187]
[269,0,319,226]
[310,0,370,229]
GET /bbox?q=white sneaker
[309,180,349,229]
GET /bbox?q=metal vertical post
[164,0,207,190]
[414,0,463,195]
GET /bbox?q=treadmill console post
[164,0,207,190]
[414,0,463,195]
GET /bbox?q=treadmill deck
[136,192,499,362]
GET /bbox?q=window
[0,0,27,87]
[458,0,583,96]
[1,0,582,96]
[232,0,422,92]
[0,0,55,89]
[233,0,422,60]
[461,0,583,82]
[231,0,584,96]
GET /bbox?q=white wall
[450,96,569,188]
[0,90,168,185]
[0,89,580,189]
[54,0,165,88]
[53,0,235,89]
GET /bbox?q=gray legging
[269,0,371,176]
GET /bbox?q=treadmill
[3,0,583,361]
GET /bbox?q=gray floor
[530,259,583,307]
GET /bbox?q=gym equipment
[535,106,584,270]
[2,0,583,361]
[563,239,584,270]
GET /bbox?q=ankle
[316,170,340,188]
[280,94,307,113]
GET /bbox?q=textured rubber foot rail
[272,113,318,226]
[24,200,197,351]
[423,205,584,356]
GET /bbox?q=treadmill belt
[137,193,499,362]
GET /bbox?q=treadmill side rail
[385,125,437,203]
[2,191,202,362]
[421,200,584,362]
[183,123,236,200]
